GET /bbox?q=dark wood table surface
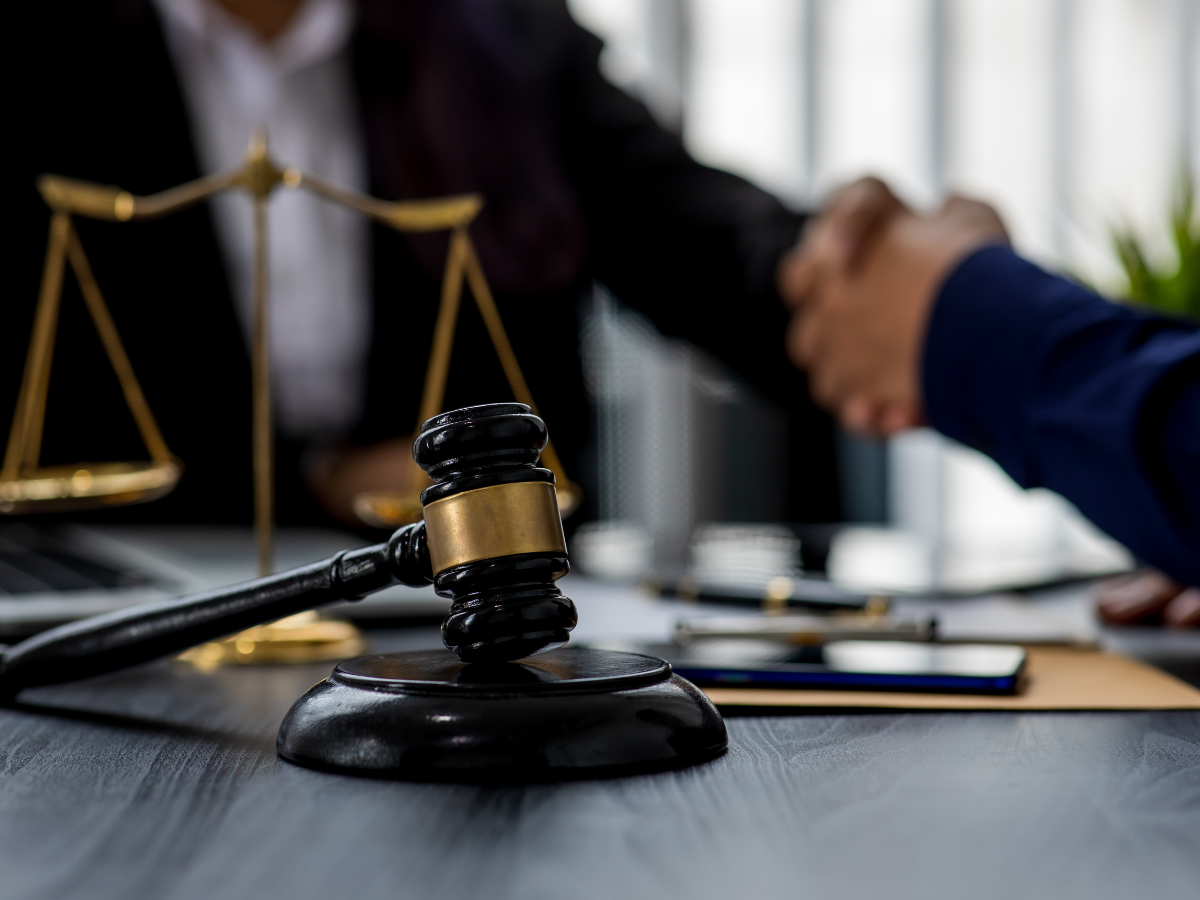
[2,627,1198,900]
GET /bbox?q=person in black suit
[4,0,836,529]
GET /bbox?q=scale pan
[353,489,423,528]
[353,480,582,529]
[0,459,181,514]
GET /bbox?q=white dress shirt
[154,0,370,439]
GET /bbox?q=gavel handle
[0,523,431,695]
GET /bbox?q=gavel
[0,403,726,780]
[0,403,578,693]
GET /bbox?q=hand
[211,0,305,41]
[778,178,1008,437]
[779,177,908,301]
[1095,570,1200,628]
[307,436,419,525]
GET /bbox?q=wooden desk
[2,628,1198,900]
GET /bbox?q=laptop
[0,523,448,639]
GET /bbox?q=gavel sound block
[0,404,726,780]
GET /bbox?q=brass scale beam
[3,135,579,582]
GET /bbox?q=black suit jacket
[4,0,837,526]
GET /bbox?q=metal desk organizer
[2,133,581,664]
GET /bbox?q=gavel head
[414,403,578,663]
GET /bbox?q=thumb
[939,195,1010,245]
[824,177,908,268]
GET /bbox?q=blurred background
[568,0,1200,589]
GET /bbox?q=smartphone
[650,639,1026,695]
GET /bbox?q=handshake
[776,177,1200,629]
[777,177,1007,438]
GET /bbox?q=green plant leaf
[1111,164,1200,320]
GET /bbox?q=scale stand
[6,134,581,665]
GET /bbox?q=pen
[674,613,937,645]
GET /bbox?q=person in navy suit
[780,178,1200,627]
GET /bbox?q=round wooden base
[276,648,727,781]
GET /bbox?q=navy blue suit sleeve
[922,246,1200,584]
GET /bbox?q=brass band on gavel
[424,481,567,576]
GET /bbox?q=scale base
[179,612,366,667]
[276,648,727,781]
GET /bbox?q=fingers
[1164,587,1200,628]
[778,221,822,309]
[785,297,819,369]
[840,395,894,437]
[876,402,924,437]
[826,177,907,268]
[1095,570,1182,624]
[1096,570,1200,628]
[939,195,1010,245]
[789,300,860,413]
[837,396,923,440]
[797,319,920,437]
[786,280,865,411]
[778,177,908,309]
